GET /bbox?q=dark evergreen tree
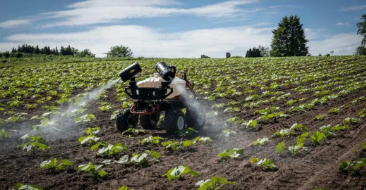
[270,15,309,57]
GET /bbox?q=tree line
[0,44,95,58]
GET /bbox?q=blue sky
[0,0,365,57]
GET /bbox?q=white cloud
[336,22,351,26]
[0,19,32,28]
[1,0,260,28]
[308,33,362,55]
[341,5,366,11]
[3,25,272,58]
[1,25,361,57]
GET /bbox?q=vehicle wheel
[140,112,160,129]
[116,109,138,132]
[164,109,185,134]
[185,106,205,131]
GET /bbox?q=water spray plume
[19,79,120,140]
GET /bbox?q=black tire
[116,109,138,132]
[163,109,185,134]
[185,106,205,131]
[140,112,160,129]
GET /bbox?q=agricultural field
[1,56,366,190]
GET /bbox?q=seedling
[141,136,164,145]
[252,137,269,146]
[161,140,193,152]
[163,165,199,180]
[18,135,49,153]
[288,132,309,155]
[275,142,285,153]
[0,128,10,140]
[177,127,197,137]
[272,128,292,137]
[343,117,359,125]
[78,162,108,178]
[122,128,146,136]
[250,158,277,171]
[286,99,297,106]
[118,186,133,190]
[315,114,326,120]
[217,148,244,159]
[195,176,238,190]
[102,155,130,165]
[84,127,101,135]
[91,142,126,157]
[130,153,149,166]
[319,125,335,137]
[222,129,237,137]
[329,108,340,114]
[40,158,73,172]
[241,120,259,130]
[74,114,96,123]
[223,107,240,113]
[78,135,100,145]
[16,183,43,190]
[193,137,213,144]
[310,132,326,145]
[290,123,308,132]
[99,105,112,112]
[339,159,366,174]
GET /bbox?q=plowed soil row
[1,76,366,190]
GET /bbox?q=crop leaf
[310,132,326,145]
[272,128,292,137]
[275,142,285,153]
[193,137,213,144]
[0,128,10,140]
[141,136,164,145]
[297,132,309,144]
[331,125,349,131]
[218,148,244,159]
[177,127,197,137]
[290,123,308,132]
[343,117,359,125]
[16,183,43,190]
[18,135,49,153]
[146,150,161,162]
[78,135,100,145]
[84,127,101,135]
[222,129,236,137]
[97,143,126,157]
[362,142,366,149]
[250,158,277,170]
[40,158,73,171]
[130,153,148,166]
[117,186,133,190]
[253,137,269,146]
[163,165,199,180]
[122,128,145,136]
[78,162,107,177]
[195,176,238,190]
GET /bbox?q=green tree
[270,15,309,57]
[355,14,366,55]
[355,46,366,55]
[257,45,270,57]
[107,45,133,57]
[79,49,95,57]
[246,47,261,57]
[357,14,366,46]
